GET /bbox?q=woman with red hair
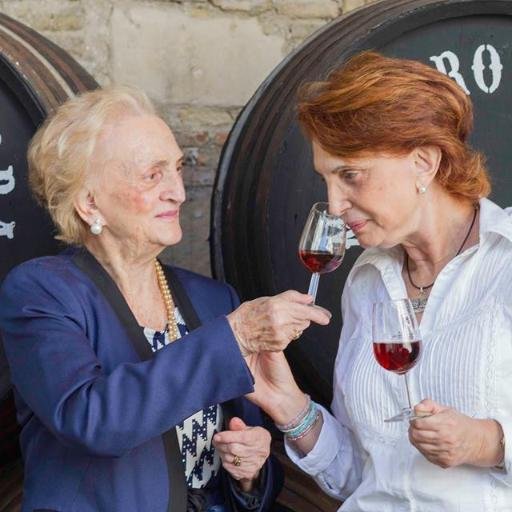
[247,52,512,510]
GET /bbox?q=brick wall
[0,0,372,276]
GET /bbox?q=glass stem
[308,272,320,303]
[403,372,414,411]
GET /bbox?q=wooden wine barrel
[212,0,512,411]
[0,13,98,512]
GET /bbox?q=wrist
[270,391,309,426]
[277,398,321,442]
[227,309,249,356]
[473,419,505,467]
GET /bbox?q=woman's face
[90,114,185,251]
[312,140,425,249]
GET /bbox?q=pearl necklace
[154,259,179,341]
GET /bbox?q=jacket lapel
[72,249,187,512]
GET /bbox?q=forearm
[6,317,253,456]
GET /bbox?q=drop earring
[90,219,103,235]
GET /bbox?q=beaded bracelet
[275,394,311,432]
[276,399,320,440]
[288,409,321,441]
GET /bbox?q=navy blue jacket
[0,253,282,511]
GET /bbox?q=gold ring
[292,329,302,341]
[233,455,242,467]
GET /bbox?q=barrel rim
[0,53,45,125]
[0,12,97,123]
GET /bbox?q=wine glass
[298,202,346,303]
[372,298,425,422]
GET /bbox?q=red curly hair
[297,51,491,201]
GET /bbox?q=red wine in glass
[298,203,346,303]
[373,340,421,374]
[372,299,427,422]
[299,250,344,274]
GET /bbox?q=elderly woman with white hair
[0,86,331,512]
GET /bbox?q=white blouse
[286,198,512,511]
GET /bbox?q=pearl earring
[418,184,427,194]
[90,219,103,235]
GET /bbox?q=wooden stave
[0,13,97,123]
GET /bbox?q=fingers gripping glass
[298,202,346,303]
[372,299,429,422]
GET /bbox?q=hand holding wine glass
[372,298,429,422]
[298,202,346,304]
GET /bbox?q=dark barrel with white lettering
[0,14,97,510]
[212,0,512,420]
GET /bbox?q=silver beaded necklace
[406,205,478,313]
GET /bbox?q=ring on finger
[233,455,242,467]
[291,329,303,341]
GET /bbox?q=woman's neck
[402,191,478,275]
[83,235,162,295]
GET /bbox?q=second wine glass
[298,202,346,303]
[372,298,425,422]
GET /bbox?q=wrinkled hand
[213,417,271,491]
[227,290,331,355]
[409,399,503,469]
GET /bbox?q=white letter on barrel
[0,135,16,239]
[429,51,470,95]
[0,165,15,195]
[0,220,15,239]
[472,44,502,94]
